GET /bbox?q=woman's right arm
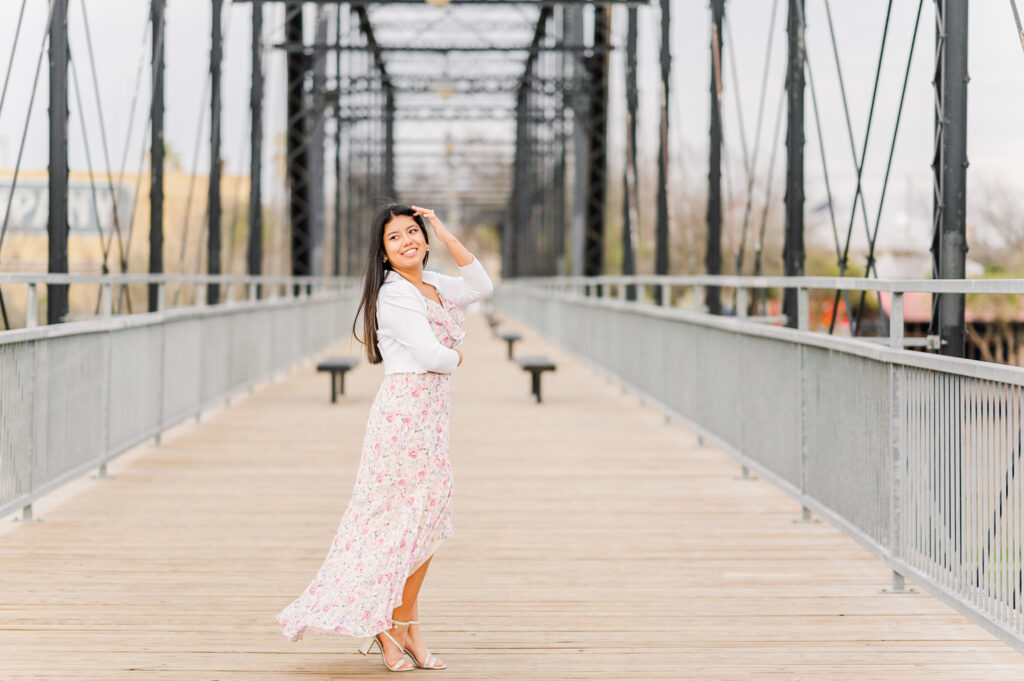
[377,288,461,373]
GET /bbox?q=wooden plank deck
[2,311,1024,680]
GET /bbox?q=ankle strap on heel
[391,619,418,626]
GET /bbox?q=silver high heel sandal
[391,619,447,670]
[358,629,414,672]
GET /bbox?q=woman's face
[382,214,427,269]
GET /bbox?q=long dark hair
[352,203,430,363]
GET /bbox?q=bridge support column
[584,5,609,279]
[48,0,69,324]
[622,8,638,300]
[783,0,806,329]
[653,0,670,304]
[249,0,264,291]
[931,0,969,358]
[208,0,223,305]
[287,7,313,290]
[706,0,723,315]
[150,0,165,312]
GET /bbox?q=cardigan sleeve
[377,286,460,373]
[432,256,494,308]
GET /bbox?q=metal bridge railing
[0,273,361,522]
[495,275,1024,654]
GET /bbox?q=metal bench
[316,357,359,403]
[498,331,523,360]
[516,355,556,403]
[485,311,501,337]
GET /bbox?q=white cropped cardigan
[375,255,494,375]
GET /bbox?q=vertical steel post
[566,6,587,277]
[208,0,223,305]
[931,0,968,357]
[248,0,264,288]
[286,8,312,285]
[48,0,69,325]
[332,4,343,277]
[513,85,530,277]
[554,78,568,275]
[584,5,610,277]
[309,7,329,277]
[707,0,724,315]
[783,0,806,329]
[654,0,670,298]
[150,0,165,312]
[384,86,395,198]
[622,7,638,300]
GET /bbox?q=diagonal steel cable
[0,0,30,126]
[851,0,925,336]
[68,45,110,266]
[0,0,58,260]
[824,0,886,278]
[100,12,153,313]
[811,0,894,333]
[0,0,57,329]
[727,0,779,283]
[751,80,786,315]
[79,0,129,277]
[1012,0,1024,56]
[800,22,856,333]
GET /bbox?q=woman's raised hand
[411,206,454,243]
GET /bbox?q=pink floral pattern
[277,290,465,641]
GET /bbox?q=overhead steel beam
[234,0,649,6]
[48,0,69,325]
[352,5,392,88]
[275,42,610,54]
[930,0,969,358]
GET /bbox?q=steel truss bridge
[3,0,1024,675]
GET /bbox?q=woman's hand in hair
[411,205,454,243]
[411,205,476,268]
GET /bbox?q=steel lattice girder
[233,1,649,6]
[274,42,611,54]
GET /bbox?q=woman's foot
[392,620,446,669]
[366,625,414,672]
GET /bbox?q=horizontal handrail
[519,274,1024,295]
[0,272,357,285]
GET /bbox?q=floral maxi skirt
[276,371,454,641]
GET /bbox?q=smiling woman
[275,202,493,672]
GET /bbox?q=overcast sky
[1,0,1023,271]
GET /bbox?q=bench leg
[531,371,542,403]
[506,340,514,360]
[331,372,338,403]
[338,371,346,396]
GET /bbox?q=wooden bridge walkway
[2,312,1023,680]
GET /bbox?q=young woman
[276,203,493,672]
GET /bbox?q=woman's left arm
[413,206,494,306]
